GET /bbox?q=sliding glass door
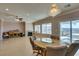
[72,20,79,43]
[60,20,79,44]
[60,21,71,44]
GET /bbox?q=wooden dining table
[34,39,67,48]
[34,38,68,55]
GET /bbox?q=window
[47,23,52,34]
[72,20,79,42]
[60,20,79,44]
[42,24,47,34]
[34,23,52,34]
[42,23,52,34]
[60,21,71,44]
[35,25,40,33]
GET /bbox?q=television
[27,32,32,36]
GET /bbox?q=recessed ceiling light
[5,8,9,11]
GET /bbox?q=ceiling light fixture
[15,16,23,22]
[50,4,61,17]
[15,16,19,21]
[16,18,19,21]
[5,8,9,11]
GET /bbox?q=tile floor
[0,37,79,56]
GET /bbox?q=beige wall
[33,10,79,38]
[0,21,25,39]
[0,20,1,37]
[25,23,33,36]
[2,21,25,33]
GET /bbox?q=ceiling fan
[15,16,23,21]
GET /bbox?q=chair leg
[36,50,42,56]
[33,50,41,56]
[33,48,46,56]
[44,49,47,56]
[41,48,47,56]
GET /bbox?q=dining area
[29,36,79,56]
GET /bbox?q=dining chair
[29,37,43,56]
[65,43,79,56]
[45,45,67,56]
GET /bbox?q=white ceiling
[0,3,79,23]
